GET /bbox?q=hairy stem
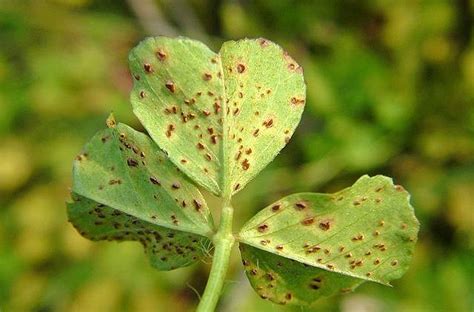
[197,196,235,312]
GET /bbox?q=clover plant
[67,37,419,311]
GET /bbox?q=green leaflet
[68,194,212,270]
[240,245,363,305]
[129,37,305,196]
[69,122,215,269]
[238,175,419,304]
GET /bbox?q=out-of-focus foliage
[0,0,472,311]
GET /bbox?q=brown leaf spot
[263,118,274,128]
[193,199,202,211]
[127,158,138,167]
[290,97,305,105]
[237,63,246,73]
[156,49,167,61]
[319,221,331,231]
[271,204,281,212]
[150,177,161,185]
[257,224,268,233]
[295,201,307,210]
[301,217,315,226]
[171,182,181,189]
[143,63,153,73]
[165,80,176,93]
[203,72,212,81]
[242,159,250,170]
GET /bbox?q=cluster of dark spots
[295,201,307,210]
[242,259,250,266]
[365,251,372,256]
[275,244,283,251]
[374,258,380,265]
[242,159,250,170]
[345,252,353,258]
[196,142,205,150]
[258,38,269,47]
[257,224,269,232]
[250,268,258,276]
[203,73,212,81]
[245,148,252,155]
[108,179,122,185]
[166,124,176,137]
[139,91,146,98]
[171,214,179,225]
[233,183,241,191]
[262,118,274,128]
[75,153,87,161]
[156,49,166,60]
[349,260,363,269]
[309,277,323,290]
[151,215,157,220]
[171,182,181,189]
[165,80,176,93]
[204,153,212,161]
[271,204,281,212]
[301,217,315,226]
[352,234,364,241]
[210,135,218,144]
[193,199,202,211]
[290,97,305,105]
[127,158,139,167]
[391,260,398,266]
[319,220,331,231]
[373,243,387,251]
[143,63,153,73]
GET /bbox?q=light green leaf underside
[239,175,419,286]
[72,122,214,237]
[68,194,212,270]
[129,37,305,196]
[240,244,363,306]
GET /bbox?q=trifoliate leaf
[238,175,419,304]
[129,37,305,196]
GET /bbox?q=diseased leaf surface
[69,122,215,270]
[240,244,363,306]
[72,123,214,237]
[239,175,419,299]
[129,37,305,196]
[68,194,211,270]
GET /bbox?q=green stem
[197,196,235,312]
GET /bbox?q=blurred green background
[1,0,473,311]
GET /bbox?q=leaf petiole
[197,196,235,312]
